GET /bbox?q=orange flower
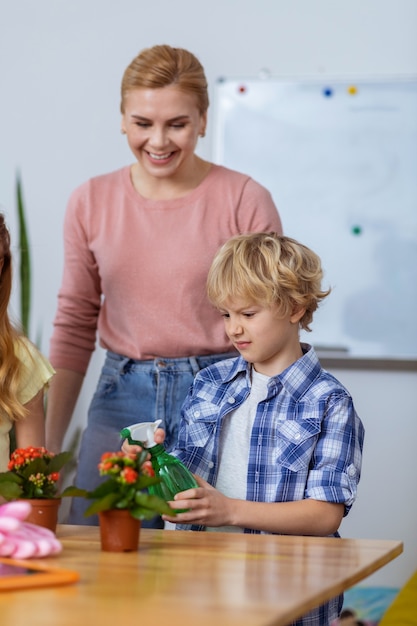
[100,452,115,461]
[120,467,138,484]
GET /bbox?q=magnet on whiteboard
[348,85,358,95]
[238,84,247,94]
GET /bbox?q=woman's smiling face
[121,85,206,182]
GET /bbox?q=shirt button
[227,397,235,404]
[294,432,301,440]
[208,461,214,469]
[194,410,201,417]
[348,466,356,477]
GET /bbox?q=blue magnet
[323,87,333,97]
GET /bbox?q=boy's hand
[121,427,165,458]
[162,475,234,528]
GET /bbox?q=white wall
[336,367,416,588]
[1,0,416,588]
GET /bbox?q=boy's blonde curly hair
[206,232,331,332]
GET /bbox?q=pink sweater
[50,164,282,374]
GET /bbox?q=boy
[124,232,364,625]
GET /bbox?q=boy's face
[219,298,305,377]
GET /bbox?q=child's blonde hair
[0,214,28,421]
[206,232,331,332]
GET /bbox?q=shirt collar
[274,343,322,400]
[221,355,251,384]
[219,343,322,401]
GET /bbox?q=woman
[46,44,282,525]
[0,214,54,472]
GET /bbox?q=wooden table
[0,525,402,626]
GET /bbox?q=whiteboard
[213,77,417,360]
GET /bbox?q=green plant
[63,449,175,521]
[15,172,31,338]
[0,446,72,500]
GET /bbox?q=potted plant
[0,446,72,531]
[63,449,174,551]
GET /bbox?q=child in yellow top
[0,214,54,471]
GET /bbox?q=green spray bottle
[120,420,198,508]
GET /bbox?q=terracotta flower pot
[24,498,61,532]
[98,509,141,552]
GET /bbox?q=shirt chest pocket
[186,401,220,447]
[274,419,321,472]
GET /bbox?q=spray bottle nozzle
[120,419,162,448]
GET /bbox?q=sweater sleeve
[49,182,101,374]
[236,177,283,235]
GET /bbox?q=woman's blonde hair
[120,44,209,114]
[207,232,331,332]
[0,214,28,421]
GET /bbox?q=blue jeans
[68,350,236,526]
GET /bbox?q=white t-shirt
[207,368,270,533]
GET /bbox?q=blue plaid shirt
[172,344,364,624]
[174,343,364,530]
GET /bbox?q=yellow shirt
[0,337,55,471]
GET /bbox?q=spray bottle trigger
[120,419,162,448]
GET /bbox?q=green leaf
[16,172,31,337]
[112,485,133,509]
[134,492,174,516]
[115,496,130,509]
[86,479,120,499]
[84,493,120,516]
[129,506,159,521]
[48,451,72,473]
[134,474,162,489]
[20,457,49,478]
[0,482,23,500]
[0,472,22,485]
[61,486,88,498]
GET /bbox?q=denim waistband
[105,350,237,376]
